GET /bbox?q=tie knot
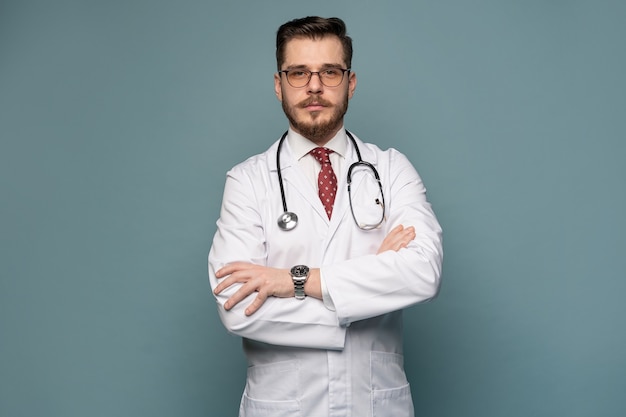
[311,147,333,165]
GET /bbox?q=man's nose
[307,72,323,93]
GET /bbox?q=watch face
[291,265,309,277]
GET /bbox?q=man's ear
[348,71,357,99]
[274,73,283,102]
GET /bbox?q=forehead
[282,36,345,69]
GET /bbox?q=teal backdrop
[1,1,625,416]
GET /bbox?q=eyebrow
[284,63,345,70]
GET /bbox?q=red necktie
[310,147,338,219]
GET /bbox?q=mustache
[298,96,333,108]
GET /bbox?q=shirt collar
[287,127,348,161]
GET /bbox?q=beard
[281,93,349,145]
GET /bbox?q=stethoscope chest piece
[277,211,298,231]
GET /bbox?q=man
[209,16,443,417]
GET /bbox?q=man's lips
[299,97,331,110]
[305,102,326,111]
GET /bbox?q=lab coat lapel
[271,138,331,224]
[327,158,351,231]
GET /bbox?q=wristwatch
[290,265,310,300]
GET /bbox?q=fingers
[222,281,254,311]
[213,262,255,294]
[220,277,275,315]
[215,261,253,278]
[390,224,404,233]
[244,292,269,316]
[213,271,242,295]
[377,225,416,254]
[393,226,415,250]
[213,263,292,315]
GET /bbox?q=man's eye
[322,69,341,77]
[290,71,309,78]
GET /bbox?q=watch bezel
[290,265,309,300]
[290,265,310,278]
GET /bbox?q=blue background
[1,1,624,416]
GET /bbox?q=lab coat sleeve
[323,149,443,326]
[208,160,347,350]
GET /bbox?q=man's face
[274,36,357,146]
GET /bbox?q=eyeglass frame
[277,67,351,88]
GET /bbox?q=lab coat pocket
[240,360,301,417]
[240,394,300,417]
[370,351,414,417]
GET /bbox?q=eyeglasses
[278,68,351,88]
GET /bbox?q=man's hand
[213,262,293,316]
[377,224,415,254]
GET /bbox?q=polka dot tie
[310,147,337,219]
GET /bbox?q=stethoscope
[276,130,386,231]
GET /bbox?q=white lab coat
[208,131,443,417]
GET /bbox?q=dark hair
[276,16,353,70]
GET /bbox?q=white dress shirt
[286,127,349,310]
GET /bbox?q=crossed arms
[208,148,443,348]
[213,224,417,316]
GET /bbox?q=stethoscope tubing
[276,130,384,231]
